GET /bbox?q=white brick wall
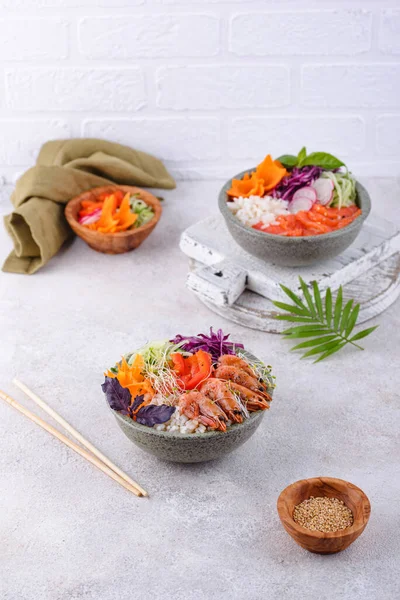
[0,0,399,183]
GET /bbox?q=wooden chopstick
[13,379,148,496]
[12,379,147,497]
[0,388,145,498]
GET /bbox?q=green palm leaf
[325,288,332,327]
[279,284,308,311]
[290,335,338,351]
[299,277,317,317]
[340,300,354,334]
[312,281,323,320]
[333,286,343,330]
[272,301,308,316]
[273,277,378,362]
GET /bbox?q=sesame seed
[293,496,354,533]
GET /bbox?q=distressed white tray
[180,214,400,332]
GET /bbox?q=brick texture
[376,115,400,155]
[157,65,290,110]
[82,118,220,161]
[0,120,70,165]
[230,10,372,56]
[228,117,365,160]
[79,15,219,58]
[302,64,400,108]
[0,1,399,178]
[379,10,400,55]
[6,68,146,111]
[0,19,68,60]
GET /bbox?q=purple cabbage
[272,166,322,202]
[170,327,244,362]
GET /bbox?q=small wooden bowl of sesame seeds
[277,477,371,554]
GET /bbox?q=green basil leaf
[301,152,345,170]
[297,146,307,166]
[276,154,298,169]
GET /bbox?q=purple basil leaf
[131,394,145,412]
[135,404,176,427]
[102,377,131,415]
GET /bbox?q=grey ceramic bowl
[218,169,371,267]
[106,350,273,463]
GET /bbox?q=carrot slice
[227,172,264,198]
[254,154,287,193]
[115,193,137,231]
[95,194,118,231]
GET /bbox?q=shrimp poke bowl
[102,328,275,463]
[219,148,371,266]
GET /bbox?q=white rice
[154,407,233,434]
[154,407,207,434]
[228,195,289,229]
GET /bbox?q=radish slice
[311,178,334,205]
[289,186,317,213]
[289,196,314,214]
[79,208,102,225]
[292,186,317,204]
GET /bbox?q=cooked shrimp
[178,391,201,420]
[217,354,256,378]
[227,381,270,412]
[200,378,244,423]
[197,394,228,432]
[179,391,227,431]
[214,365,271,400]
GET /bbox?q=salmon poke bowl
[219,148,371,266]
[102,328,275,462]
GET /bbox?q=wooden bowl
[277,477,371,554]
[65,185,162,254]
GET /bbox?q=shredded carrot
[106,355,154,400]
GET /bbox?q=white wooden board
[180,213,400,332]
[181,214,400,306]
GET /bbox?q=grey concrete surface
[0,178,399,600]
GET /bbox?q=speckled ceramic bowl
[106,350,273,463]
[218,169,371,267]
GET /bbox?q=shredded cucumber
[321,171,356,209]
[130,197,155,228]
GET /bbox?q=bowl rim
[277,476,371,540]
[110,405,266,439]
[104,347,273,439]
[219,169,371,242]
[65,185,162,238]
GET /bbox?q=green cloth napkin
[2,139,176,274]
